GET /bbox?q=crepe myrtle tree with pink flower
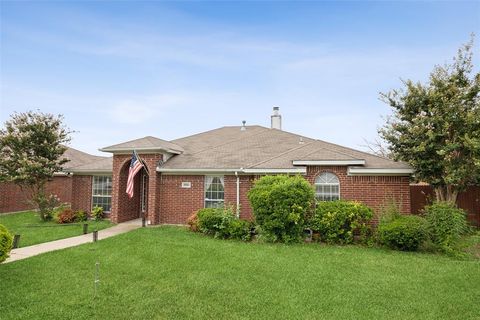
[0,111,72,221]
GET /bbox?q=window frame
[314,172,340,201]
[204,175,225,208]
[91,175,113,213]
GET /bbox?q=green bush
[378,215,428,251]
[424,201,469,252]
[0,224,13,263]
[248,175,315,243]
[379,197,402,224]
[310,200,374,244]
[75,210,88,222]
[196,206,251,241]
[32,193,60,221]
[228,219,253,241]
[197,208,227,237]
[91,206,104,221]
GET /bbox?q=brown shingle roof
[62,147,106,170]
[67,157,113,173]
[100,136,183,154]
[159,126,410,171]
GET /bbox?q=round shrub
[248,175,315,243]
[310,200,374,244]
[424,202,469,250]
[378,215,428,251]
[196,207,251,240]
[0,224,13,263]
[197,208,228,237]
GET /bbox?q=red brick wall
[159,174,255,224]
[224,175,254,220]
[70,175,92,213]
[155,169,410,225]
[305,166,411,219]
[0,176,73,213]
[159,175,205,224]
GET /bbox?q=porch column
[141,153,163,225]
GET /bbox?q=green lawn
[0,211,114,247]
[1,227,479,319]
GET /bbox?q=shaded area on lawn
[0,211,114,247]
[1,227,479,320]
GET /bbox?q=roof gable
[100,136,184,154]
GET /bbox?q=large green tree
[0,111,71,220]
[380,38,480,203]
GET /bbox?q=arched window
[315,172,340,201]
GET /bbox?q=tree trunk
[434,185,458,204]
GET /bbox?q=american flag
[126,151,144,198]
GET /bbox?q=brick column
[139,153,163,225]
[111,155,129,223]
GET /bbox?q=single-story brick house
[98,108,413,224]
[1,108,417,223]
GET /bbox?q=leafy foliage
[33,193,60,221]
[378,215,428,251]
[227,219,253,241]
[91,206,104,221]
[379,37,480,203]
[310,200,374,244]
[0,224,13,263]
[379,197,403,224]
[57,208,77,224]
[0,111,71,220]
[75,210,88,222]
[196,207,251,241]
[424,202,469,252]
[248,175,315,243]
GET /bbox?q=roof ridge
[246,141,317,168]
[314,138,396,163]
[187,127,270,156]
[314,143,362,160]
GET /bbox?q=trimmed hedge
[248,175,315,243]
[310,200,374,244]
[0,224,13,263]
[378,215,428,251]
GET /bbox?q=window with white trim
[92,176,112,212]
[204,176,224,208]
[315,172,340,201]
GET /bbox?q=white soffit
[347,167,414,176]
[293,160,366,166]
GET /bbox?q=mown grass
[0,211,114,247]
[1,226,479,319]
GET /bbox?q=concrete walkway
[5,219,142,263]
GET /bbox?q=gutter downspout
[235,171,240,218]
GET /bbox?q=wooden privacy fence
[410,185,480,227]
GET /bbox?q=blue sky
[1,1,479,155]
